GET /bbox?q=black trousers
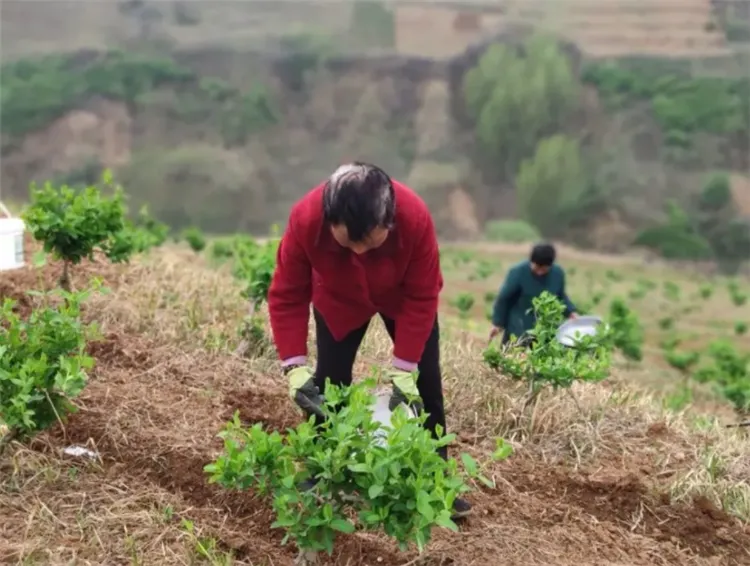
[312,309,448,459]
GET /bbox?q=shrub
[181,226,206,253]
[483,291,612,397]
[515,135,591,237]
[633,202,713,260]
[608,298,644,361]
[484,220,541,243]
[463,35,579,180]
[205,379,510,564]
[0,285,100,447]
[581,62,749,148]
[22,171,134,289]
[451,293,475,318]
[693,340,750,413]
[231,232,279,357]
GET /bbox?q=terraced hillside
[395,0,731,59]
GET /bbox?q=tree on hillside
[463,34,579,181]
[515,134,591,237]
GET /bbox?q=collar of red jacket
[314,222,404,254]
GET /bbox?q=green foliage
[232,237,279,309]
[694,172,750,274]
[699,283,714,300]
[1,52,189,138]
[451,293,475,318]
[693,340,750,413]
[218,85,278,147]
[483,292,612,391]
[515,135,590,236]
[277,32,337,92]
[581,62,750,148]
[22,171,135,289]
[699,172,734,212]
[1,51,277,144]
[484,219,541,243]
[205,379,509,558]
[181,227,206,253]
[664,349,700,374]
[0,285,99,443]
[463,35,579,179]
[129,205,170,252]
[607,298,644,362]
[634,172,750,270]
[663,281,681,302]
[468,259,494,281]
[633,202,713,260]
[219,231,280,357]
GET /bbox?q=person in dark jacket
[267,162,471,518]
[489,243,577,345]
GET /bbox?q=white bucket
[0,217,25,271]
[370,392,416,448]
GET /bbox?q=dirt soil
[2,255,750,566]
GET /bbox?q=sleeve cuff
[392,356,418,372]
[282,356,307,367]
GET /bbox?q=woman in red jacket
[268,162,471,518]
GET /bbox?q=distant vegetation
[462,34,750,269]
[0,51,278,147]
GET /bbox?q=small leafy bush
[22,171,134,289]
[205,379,509,563]
[693,340,750,413]
[699,283,714,300]
[0,285,100,445]
[483,291,612,394]
[515,134,591,237]
[633,202,713,260]
[451,293,475,318]
[182,226,206,253]
[607,298,644,362]
[130,205,170,252]
[231,233,279,357]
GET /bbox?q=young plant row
[2,174,172,447]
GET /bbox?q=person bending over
[267,161,471,519]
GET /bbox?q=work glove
[286,365,325,419]
[385,368,423,415]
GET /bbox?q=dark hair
[322,162,395,242]
[530,242,556,266]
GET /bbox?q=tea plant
[451,293,475,319]
[0,285,100,448]
[22,171,134,289]
[232,233,279,357]
[664,349,700,399]
[182,226,207,253]
[699,283,714,300]
[663,281,681,302]
[607,298,644,362]
[469,260,494,281]
[727,281,747,307]
[693,340,750,414]
[130,205,170,252]
[205,379,509,565]
[483,291,612,403]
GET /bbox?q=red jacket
[268,180,443,365]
